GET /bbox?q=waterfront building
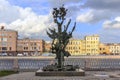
[17,38,45,55]
[99,43,110,55]
[66,35,100,55]
[107,43,120,55]
[0,26,18,55]
[66,39,83,55]
[0,27,100,56]
[84,35,99,55]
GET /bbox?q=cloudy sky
[0,0,120,43]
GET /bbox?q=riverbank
[1,55,120,59]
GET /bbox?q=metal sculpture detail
[45,5,76,71]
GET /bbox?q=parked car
[1,53,8,56]
[17,53,23,56]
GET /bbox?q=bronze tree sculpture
[45,5,77,71]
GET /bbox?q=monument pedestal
[35,69,85,76]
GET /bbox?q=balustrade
[0,58,120,71]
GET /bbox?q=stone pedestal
[35,69,85,76]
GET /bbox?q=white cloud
[76,10,94,23]
[8,8,52,36]
[0,0,54,39]
[76,0,120,23]
[101,16,120,43]
[115,17,120,21]
[0,0,20,23]
[103,17,120,29]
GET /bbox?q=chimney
[1,26,4,30]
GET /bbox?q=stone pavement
[0,71,120,80]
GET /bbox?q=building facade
[99,43,110,55]
[66,35,100,55]
[0,26,45,56]
[1,27,120,56]
[107,43,120,55]
[66,39,83,55]
[0,26,18,55]
[17,38,45,55]
[84,35,99,55]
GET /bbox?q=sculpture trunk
[58,53,62,69]
[58,25,63,69]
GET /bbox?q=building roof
[0,26,17,32]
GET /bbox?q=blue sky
[0,0,120,43]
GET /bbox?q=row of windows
[0,42,13,46]
[66,48,98,51]
[0,47,12,51]
[0,33,16,36]
[69,51,81,54]
[66,47,80,50]
[0,38,7,41]
[111,51,120,53]
[18,43,39,46]
[23,47,41,50]
[86,49,98,51]
[100,48,105,50]
[86,45,98,47]
[68,41,99,45]
[86,41,98,43]
[110,46,120,49]
[86,37,99,40]
[68,42,81,45]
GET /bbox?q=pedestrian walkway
[0,71,120,80]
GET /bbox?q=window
[1,38,7,41]
[34,47,36,49]
[2,42,7,46]
[24,47,28,50]
[9,47,12,50]
[34,43,36,45]
[1,33,7,36]
[2,47,7,50]
[9,35,12,38]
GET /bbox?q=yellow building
[66,35,100,55]
[84,35,99,55]
[0,26,18,55]
[99,43,110,55]
[66,39,83,55]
